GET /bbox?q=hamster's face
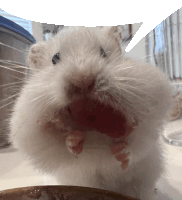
[26,26,138,139]
[9,26,173,172]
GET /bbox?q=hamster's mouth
[66,98,134,138]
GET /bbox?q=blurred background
[0,7,182,199]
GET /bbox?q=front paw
[66,131,84,156]
[110,141,131,170]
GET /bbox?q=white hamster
[9,26,174,200]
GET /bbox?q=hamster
[9,26,174,200]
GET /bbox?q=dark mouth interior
[68,98,131,138]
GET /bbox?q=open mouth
[67,98,134,138]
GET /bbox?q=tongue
[69,99,132,138]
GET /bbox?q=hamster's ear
[27,42,47,69]
[107,26,122,45]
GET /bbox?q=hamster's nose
[69,76,95,94]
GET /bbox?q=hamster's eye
[100,47,106,58]
[52,53,61,65]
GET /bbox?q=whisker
[0,81,24,88]
[115,85,151,108]
[115,77,151,85]
[133,55,153,62]
[0,101,15,110]
[29,93,50,103]
[110,63,135,71]
[120,83,158,102]
[108,91,147,121]
[41,97,57,112]
[0,42,29,54]
[11,118,29,139]
[0,64,29,75]
[9,75,27,81]
[0,60,42,73]
[109,54,121,65]
[0,85,22,93]
[135,55,152,60]
[29,94,51,109]
[0,59,27,67]
[108,47,121,61]
[109,90,122,107]
[0,93,20,104]
[0,60,29,69]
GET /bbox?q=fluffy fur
[9,26,174,200]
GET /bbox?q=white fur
[9,26,174,200]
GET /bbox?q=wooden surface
[0,185,140,200]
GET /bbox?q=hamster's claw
[66,131,84,155]
[115,152,131,170]
[110,141,131,170]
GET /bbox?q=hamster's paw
[66,131,84,155]
[110,141,131,170]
